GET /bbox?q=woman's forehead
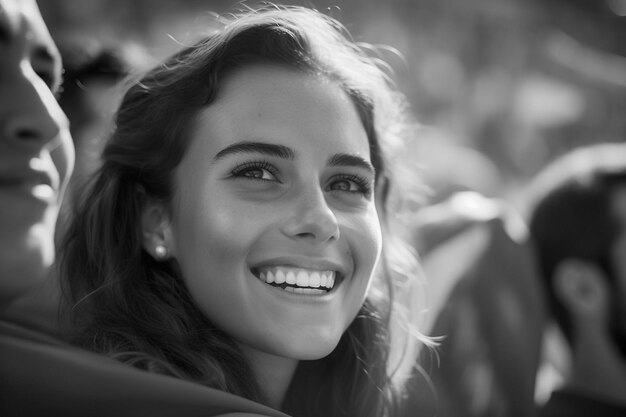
[198,64,371,156]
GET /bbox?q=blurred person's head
[54,38,133,236]
[527,143,626,360]
[57,38,131,145]
[0,0,73,309]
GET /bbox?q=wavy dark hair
[61,6,421,417]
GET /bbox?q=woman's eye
[242,168,273,180]
[328,174,372,197]
[231,161,279,182]
[331,180,358,192]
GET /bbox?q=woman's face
[167,64,382,360]
[0,0,73,305]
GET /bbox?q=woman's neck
[238,344,299,409]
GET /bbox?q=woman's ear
[141,202,175,261]
[553,259,608,319]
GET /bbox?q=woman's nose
[282,186,340,243]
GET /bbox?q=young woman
[61,6,424,417]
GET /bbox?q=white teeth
[310,272,321,288]
[296,271,308,287]
[275,270,285,284]
[255,267,337,293]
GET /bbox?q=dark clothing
[539,389,626,417]
[0,320,288,417]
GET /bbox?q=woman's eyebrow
[327,153,376,176]
[213,141,295,161]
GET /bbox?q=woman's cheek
[342,209,382,278]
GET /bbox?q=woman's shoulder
[0,319,289,417]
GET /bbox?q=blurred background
[39,0,626,208]
[37,1,626,416]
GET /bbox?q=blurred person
[526,143,626,417]
[2,38,136,336]
[529,143,626,417]
[0,0,73,312]
[56,38,132,202]
[401,191,546,417]
[54,38,140,245]
[393,129,545,417]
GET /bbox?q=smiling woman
[60,6,423,417]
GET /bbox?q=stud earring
[155,245,168,259]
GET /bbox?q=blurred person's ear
[553,259,609,320]
[141,201,175,261]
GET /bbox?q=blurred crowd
[2,1,625,416]
[38,0,626,199]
